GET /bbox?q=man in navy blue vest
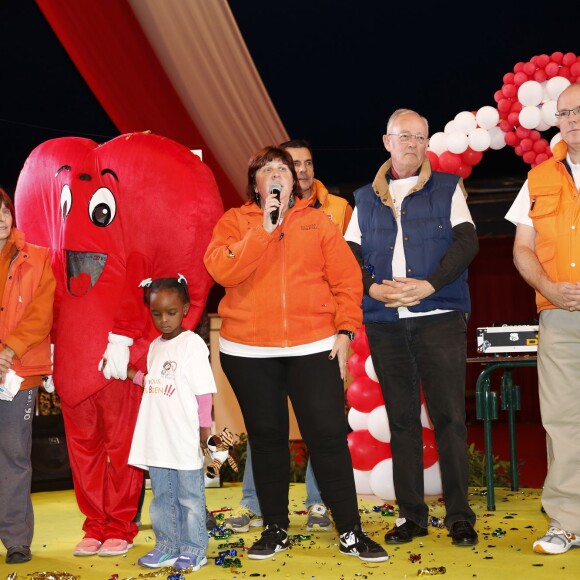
[345,108,479,547]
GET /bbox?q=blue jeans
[241,443,323,515]
[366,312,475,529]
[148,466,207,557]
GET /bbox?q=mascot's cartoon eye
[88,187,117,227]
[60,184,72,220]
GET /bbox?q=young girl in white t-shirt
[127,275,217,571]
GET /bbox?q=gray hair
[386,109,429,135]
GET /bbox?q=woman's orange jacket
[204,197,362,347]
[0,228,56,384]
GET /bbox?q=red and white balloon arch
[426,51,580,179]
[346,326,442,500]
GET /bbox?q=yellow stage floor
[2,483,579,579]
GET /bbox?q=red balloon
[348,430,391,471]
[545,62,559,78]
[347,352,367,379]
[513,71,528,86]
[346,376,384,412]
[456,163,472,180]
[351,325,370,356]
[516,126,531,139]
[422,428,438,469]
[507,112,520,127]
[535,153,550,165]
[562,52,577,67]
[520,138,533,152]
[438,151,461,173]
[533,139,547,154]
[501,83,517,99]
[497,98,512,114]
[461,147,483,166]
[523,151,536,164]
[550,52,564,64]
[425,150,439,171]
[536,54,550,69]
[499,119,512,132]
[523,62,536,76]
[503,72,515,84]
[533,69,548,83]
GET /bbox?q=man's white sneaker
[533,527,580,554]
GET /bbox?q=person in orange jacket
[0,187,56,565]
[204,145,389,563]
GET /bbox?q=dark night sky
[0,0,573,201]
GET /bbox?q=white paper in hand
[0,370,25,401]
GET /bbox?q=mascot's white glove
[98,332,133,380]
[43,344,55,393]
[43,376,55,393]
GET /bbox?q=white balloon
[348,407,369,431]
[367,405,391,443]
[475,106,499,130]
[545,76,571,101]
[519,106,542,129]
[488,126,507,150]
[423,461,443,496]
[535,119,551,132]
[540,100,558,126]
[454,111,477,134]
[550,132,563,152]
[446,131,469,154]
[369,458,396,500]
[427,132,448,155]
[353,468,373,495]
[518,80,544,107]
[444,120,459,134]
[364,355,378,382]
[467,128,491,152]
[420,404,433,429]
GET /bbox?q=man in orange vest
[506,82,580,555]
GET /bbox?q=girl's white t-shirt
[129,330,217,471]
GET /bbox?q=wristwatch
[338,329,355,341]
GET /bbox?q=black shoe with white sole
[247,524,289,559]
[339,525,390,562]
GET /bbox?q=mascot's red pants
[61,380,143,542]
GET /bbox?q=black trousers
[220,350,360,533]
[366,311,476,528]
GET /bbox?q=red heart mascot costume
[14,132,223,553]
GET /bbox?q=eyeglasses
[555,106,580,120]
[387,133,428,144]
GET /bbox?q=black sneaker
[339,525,390,562]
[247,524,289,559]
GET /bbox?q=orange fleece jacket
[204,197,362,347]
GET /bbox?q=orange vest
[310,179,353,234]
[529,140,580,312]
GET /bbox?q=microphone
[269,183,281,224]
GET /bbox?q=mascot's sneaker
[73,538,102,556]
[98,538,133,556]
[533,527,580,554]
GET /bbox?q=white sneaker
[533,527,580,554]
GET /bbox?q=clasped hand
[369,277,435,308]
